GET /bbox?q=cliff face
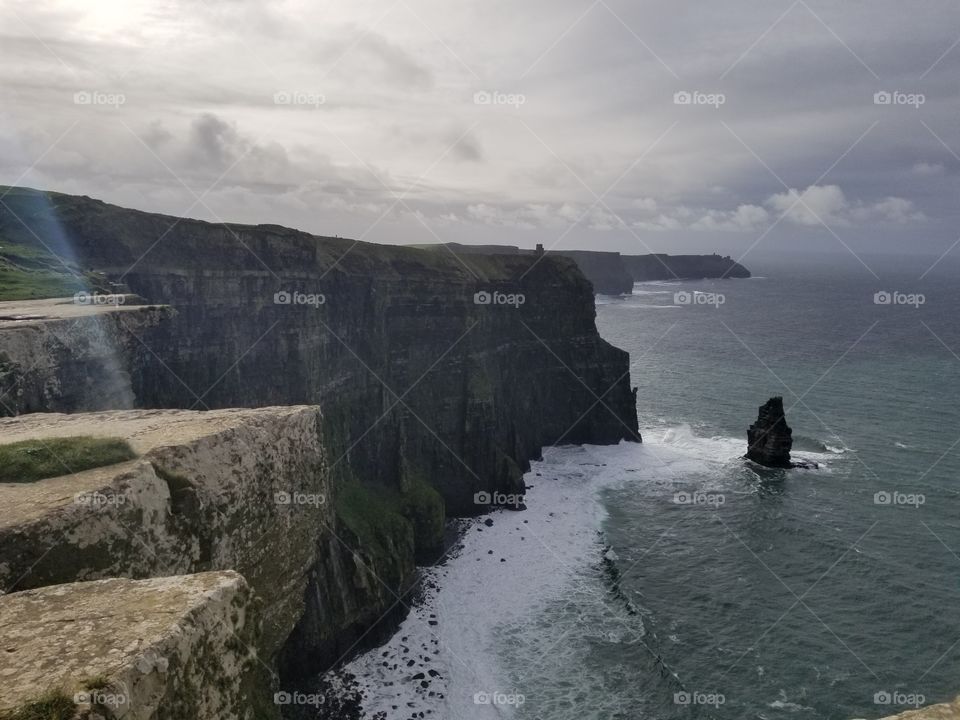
[556,250,635,294]
[0,187,639,695]
[622,253,751,280]
[0,188,639,517]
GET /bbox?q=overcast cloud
[2,0,959,264]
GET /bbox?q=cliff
[412,243,634,294]
[412,243,751,292]
[622,253,751,280]
[0,186,639,712]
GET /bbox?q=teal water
[585,259,960,719]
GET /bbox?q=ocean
[339,256,960,720]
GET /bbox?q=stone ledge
[0,570,267,719]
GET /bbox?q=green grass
[0,242,89,302]
[0,690,75,720]
[335,480,411,552]
[0,436,137,483]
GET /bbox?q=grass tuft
[0,436,137,483]
[0,689,76,720]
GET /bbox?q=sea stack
[747,396,794,468]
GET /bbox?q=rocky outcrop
[0,406,431,696]
[0,571,270,719]
[0,296,172,414]
[0,407,327,661]
[622,253,751,281]
[746,396,794,468]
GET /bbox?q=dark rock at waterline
[746,397,794,468]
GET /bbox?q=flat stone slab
[0,406,315,529]
[0,295,152,328]
[0,570,261,718]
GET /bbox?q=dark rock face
[746,396,794,468]
[552,250,634,295]
[622,253,751,281]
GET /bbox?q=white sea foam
[343,425,832,718]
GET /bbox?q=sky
[2,0,959,265]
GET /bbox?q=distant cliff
[622,253,751,281]
[412,243,750,294]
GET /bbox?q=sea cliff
[0,187,639,718]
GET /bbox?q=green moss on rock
[399,474,445,561]
[0,436,136,483]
